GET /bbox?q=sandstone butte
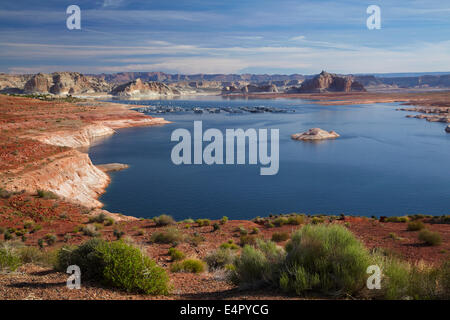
[0,95,170,210]
[291,128,340,141]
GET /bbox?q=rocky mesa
[110,78,179,97]
[296,71,366,93]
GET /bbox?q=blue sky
[0,0,449,74]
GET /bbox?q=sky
[0,0,449,75]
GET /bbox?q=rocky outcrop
[30,124,115,149]
[110,78,178,97]
[291,128,340,141]
[5,150,109,208]
[0,74,33,93]
[222,84,278,94]
[23,72,111,95]
[296,71,366,93]
[97,163,129,172]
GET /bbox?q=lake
[88,97,450,220]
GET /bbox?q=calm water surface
[88,97,450,220]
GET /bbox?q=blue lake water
[88,97,450,220]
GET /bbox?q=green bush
[238,226,248,236]
[220,241,239,250]
[281,224,371,296]
[113,229,124,240]
[18,246,57,266]
[418,229,442,246]
[239,235,256,247]
[150,227,183,244]
[171,258,205,273]
[88,213,107,224]
[56,239,170,295]
[375,254,449,299]
[287,215,305,225]
[36,189,58,199]
[44,234,57,245]
[168,247,185,261]
[385,216,409,223]
[153,214,175,227]
[212,223,220,232]
[273,217,288,227]
[220,216,228,225]
[407,221,425,231]
[232,239,285,287]
[82,225,100,237]
[0,245,21,272]
[311,216,325,224]
[271,231,290,242]
[196,219,211,227]
[204,248,236,270]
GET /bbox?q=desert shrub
[204,248,236,270]
[113,229,124,240]
[385,216,409,223]
[104,217,115,226]
[4,231,12,240]
[188,233,205,246]
[428,215,450,224]
[44,233,57,245]
[232,239,285,287]
[388,232,402,241]
[31,224,42,233]
[88,213,107,224]
[239,235,256,247]
[23,220,34,229]
[37,238,44,248]
[153,214,175,227]
[150,227,183,244]
[196,219,211,227]
[220,240,239,250]
[375,254,449,300]
[407,221,425,231]
[311,216,325,224]
[264,222,275,228]
[220,216,228,225]
[287,215,305,225]
[18,246,57,266]
[251,227,260,234]
[212,223,220,232]
[168,247,185,261]
[36,189,58,199]
[56,239,170,295]
[281,224,371,296]
[273,217,288,227]
[82,225,100,237]
[0,245,21,272]
[136,229,145,236]
[418,229,442,246]
[181,218,194,224]
[271,231,290,242]
[238,226,248,236]
[171,258,205,273]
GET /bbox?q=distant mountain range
[1,71,450,96]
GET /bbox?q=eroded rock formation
[291,128,340,141]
